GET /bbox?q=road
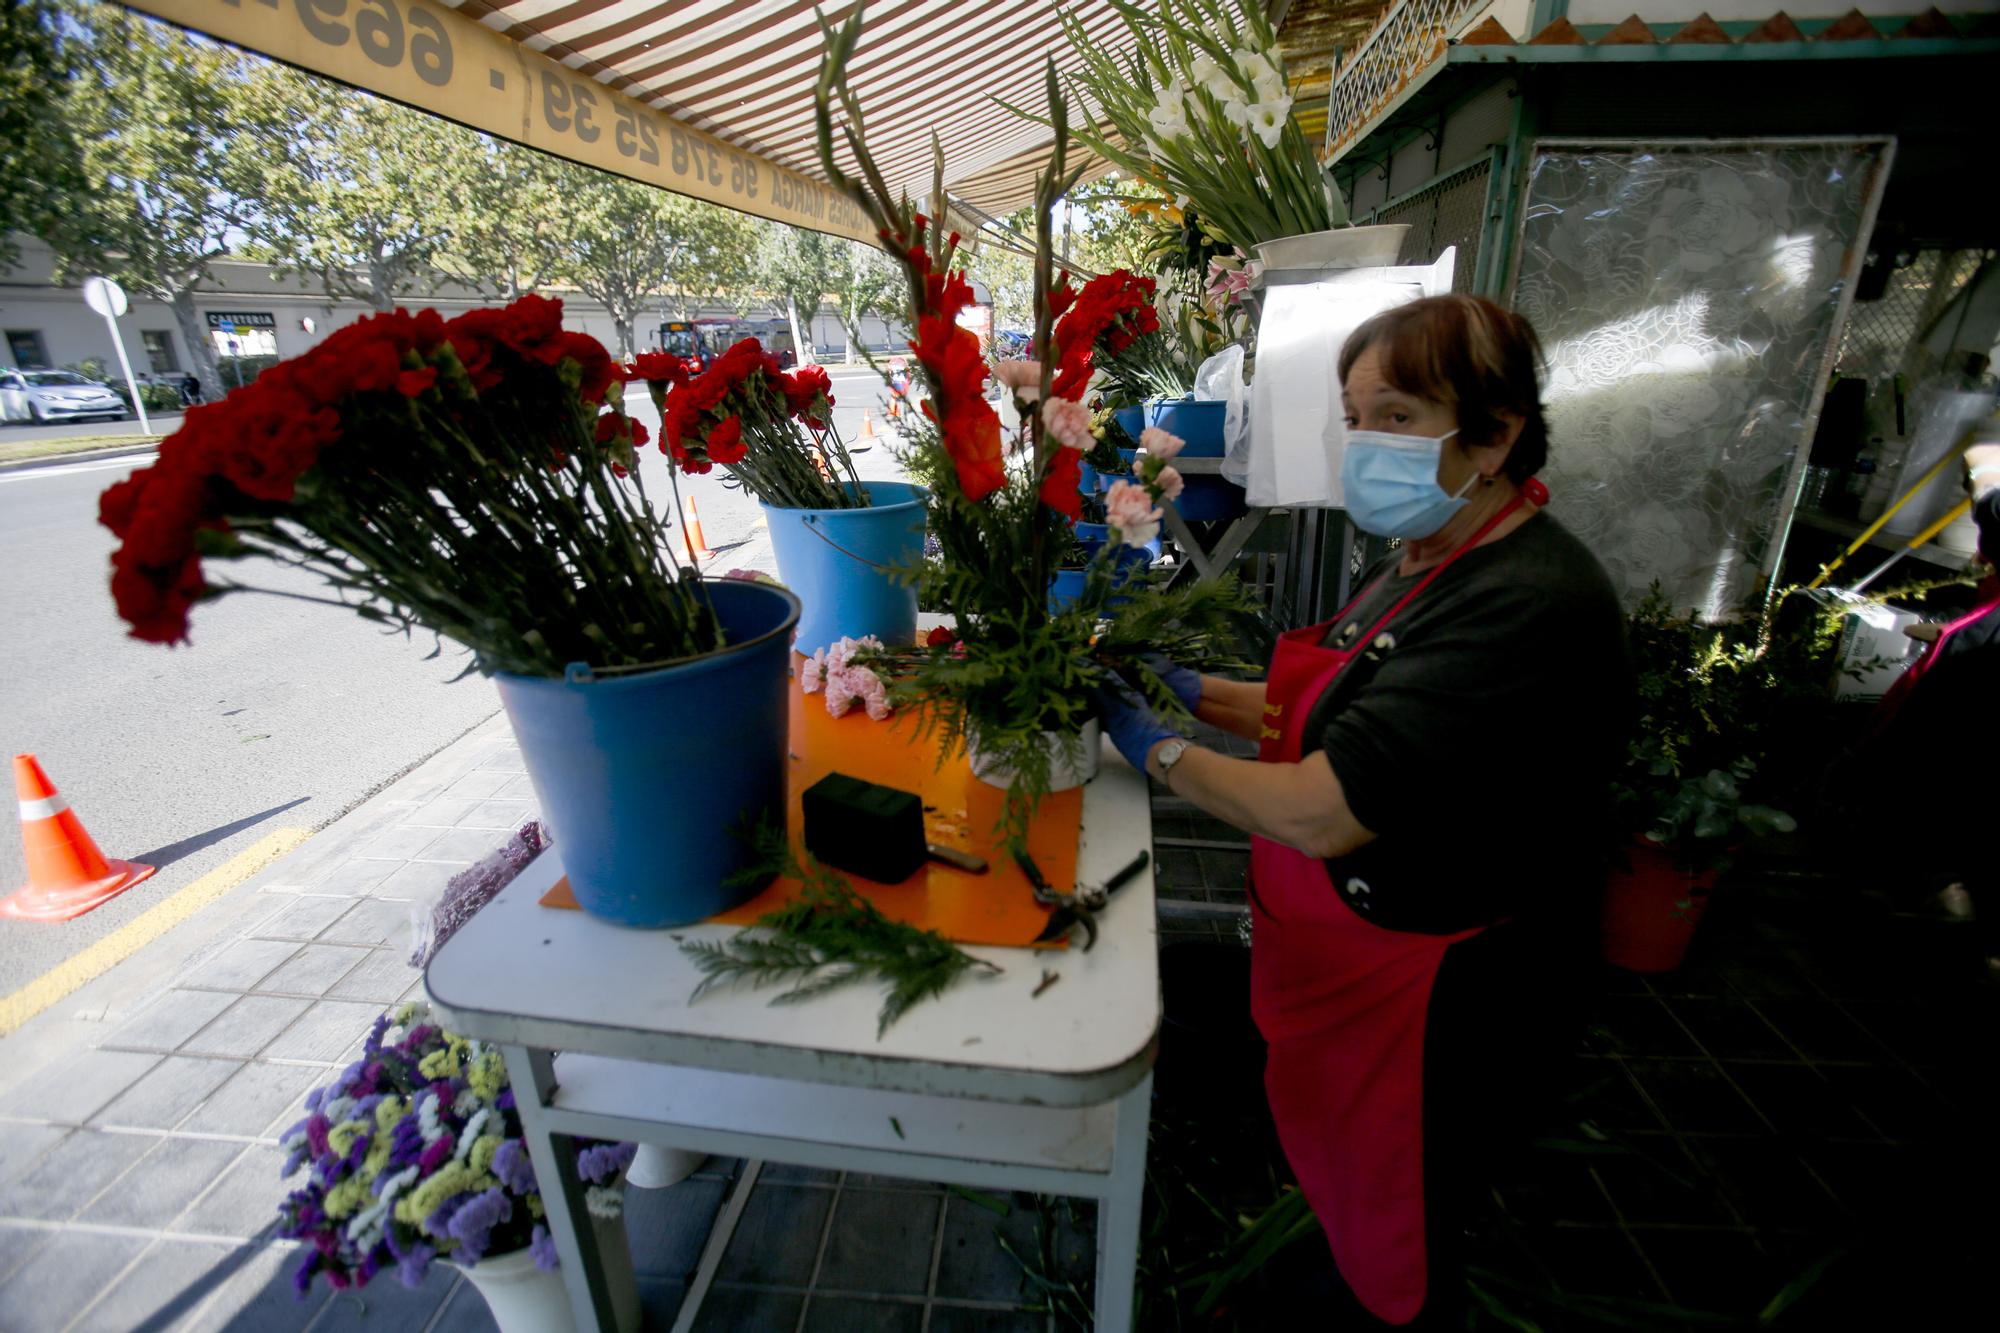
[0,366,905,996]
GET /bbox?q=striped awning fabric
[442,1,1152,211]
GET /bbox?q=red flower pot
[1599,839,1717,973]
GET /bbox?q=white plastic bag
[1194,345,1251,487]
[1245,276,1426,509]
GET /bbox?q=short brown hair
[1338,294,1551,483]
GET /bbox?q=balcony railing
[1325,0,1491,156]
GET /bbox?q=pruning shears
[1016,849,1151,951]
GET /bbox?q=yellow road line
[0,827,312,1036]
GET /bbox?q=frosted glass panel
[1513,141,1889,615]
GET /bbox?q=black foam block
[801,772,927,884]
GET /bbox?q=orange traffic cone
[2,755,155,922]
[682,496,717,563]
[859,409,877,440]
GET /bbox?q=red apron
[1249,486,1537,1325]
[1870,585,2000,734]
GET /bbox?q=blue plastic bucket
[1049,532,1160,610]
[493,579,800,928]
[1077,461,1098,497]
[763,482,928,654]
[1112,404,1145,442]
[1146,398,1247,521]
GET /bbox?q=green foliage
[681,825,1000,1037]
[829,238,902,360]
[759,225,840,365]
[238,69,482,311]
[38,2,272,400]
[0,0,82,270]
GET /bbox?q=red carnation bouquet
[629,340,865,509]
[98,294,722,676]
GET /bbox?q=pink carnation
[994,360,1043,392]
[800,652,825,694]
[1139,426,1184,460]
[1040,397,1093,451]
[1153,465,1185,502]
[823,662,892,721]
[1104,479,1162,548]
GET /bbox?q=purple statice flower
[417,1135,455,1175]
[343,1132,372,1173]
[291,1252,321,1299]
[576,1142,636,1185]
[281,1144,308,1177]
[388,1114,427,1170]
[530,1224,561,1272]
[496,1088,515,1112]
[424,1194,468,1243]
[363,1012,391,1059]
[304,1087,325,1113]
[303,1114,331,1158]
[384,1227,436,1289]
[491,1139,537,1196]
[446,1187,514,1264]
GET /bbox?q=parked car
[0,369,130,424]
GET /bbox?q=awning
[116,0,1172,243]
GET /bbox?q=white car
[0,369,131,424]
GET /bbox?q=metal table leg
[503,1044,629,1333]
[1092,1072,1154,1333]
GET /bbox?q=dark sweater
[1300,513,1631,934]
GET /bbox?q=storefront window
[6,330,50,369]
[142,330,181,373]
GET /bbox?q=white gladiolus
[1220,97,1252,128]
[1245,99,1290,150]
[1251,54,1289,103]
[1146,81,1190,140]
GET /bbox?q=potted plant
[815,6,1251,846]
[1605,589,1799,972]
[1013,0,1404,268]
[630,344,929,653]
[277,1002,640,1333]
[99,295,798,927]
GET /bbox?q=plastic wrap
[408,820,550,968]
[1195,345,1251,487]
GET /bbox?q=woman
[1100,295,1629,1325]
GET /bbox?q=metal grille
[1359,156,1490,290]
[1326,0,1486,156]
[1835,249,1987,384]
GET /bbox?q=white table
[425,743,1160,1331]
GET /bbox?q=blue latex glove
[1094,678,1182,773]
[1143,653,1202,713]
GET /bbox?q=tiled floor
[1,702,1988,1328]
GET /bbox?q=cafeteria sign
[116,0,876,245]
[205,312,277,335]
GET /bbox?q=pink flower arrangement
[800,635,893,721]
[1040,398,1094,451]
[1104,479,1163,549]
[1206,252,1261,307]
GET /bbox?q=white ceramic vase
[1252,223,1410,274]
[451,1210,639,1333]
[625,1144,705,1189]
[968,718,1101,792]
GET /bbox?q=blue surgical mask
[1339,428,1477,539]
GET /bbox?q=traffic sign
[81,276,128,319]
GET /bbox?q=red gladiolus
[1038,446,1083,521]
[912,314,1003,503]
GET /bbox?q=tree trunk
[844,293,860,365]
[612,304,635,359]
[785,295,813,367]
[169,289,224,401]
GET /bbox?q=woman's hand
[1093,679,1182,772]
[1142,653,1203,712]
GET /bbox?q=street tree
[433,138,569,301]
[38,4,269,399]
[659,200,760,324]
[0,0,82,272]
[242,69,479,311]
[829,239,900,364]
[966,214,1036,336]
[758,225,838,366]
[544,161,690,358]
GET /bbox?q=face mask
[1339,428,1478,539]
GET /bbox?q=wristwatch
[1153,738,1190,781]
